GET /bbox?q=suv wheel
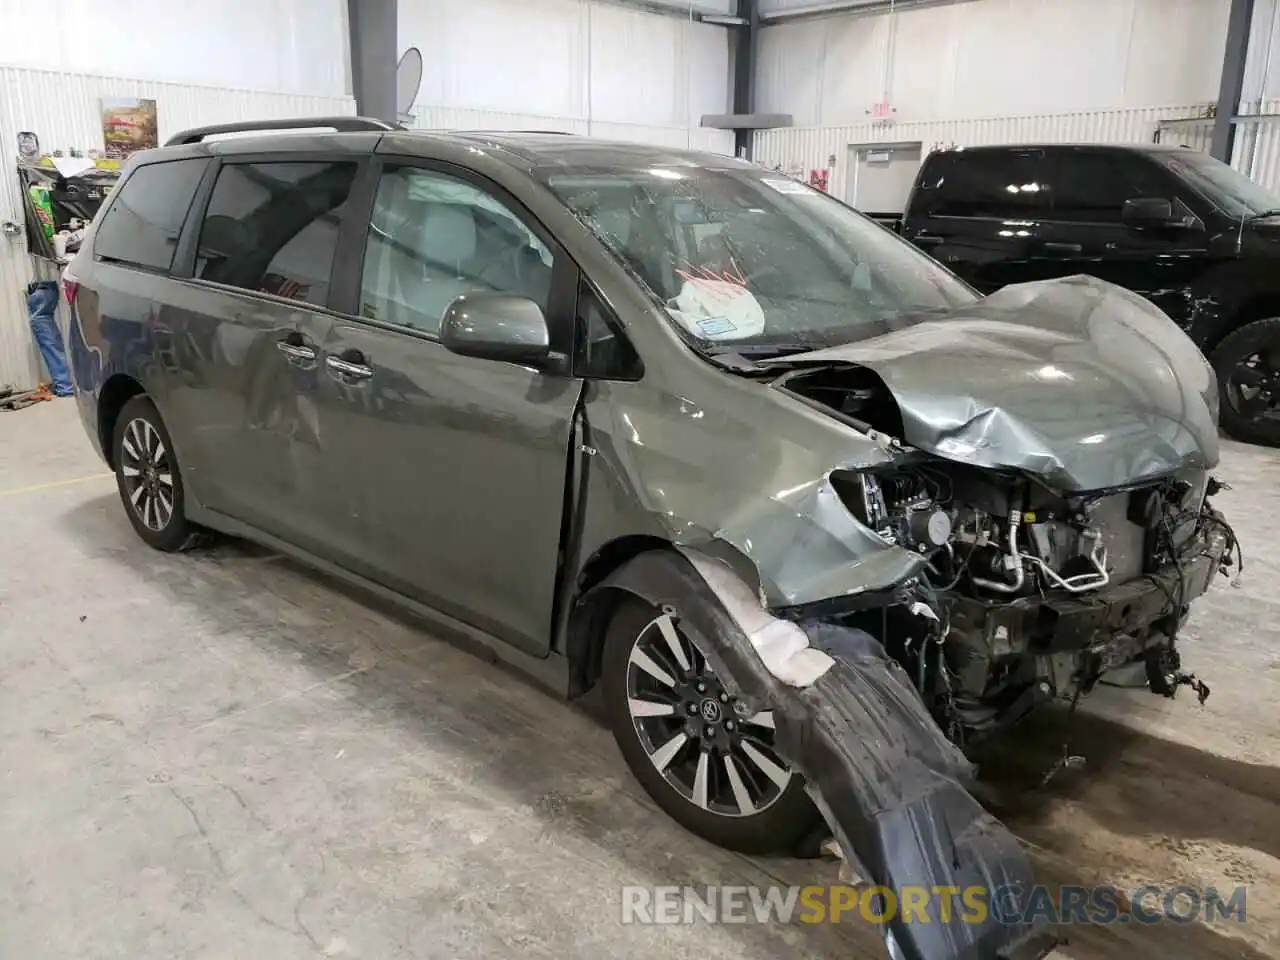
[1210,317,1280,446]
[602,594,822,854]
[112,395,201,551]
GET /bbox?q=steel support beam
[1212,0,1256,161]
[731,0,761,158]
[347,0,398,122]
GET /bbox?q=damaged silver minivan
[67,124,1239,960]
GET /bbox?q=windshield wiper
[705,343,819,359]
[1248,208,1280,220]
[702,343,822,374]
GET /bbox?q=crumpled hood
[766,275,1220,492]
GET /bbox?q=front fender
[594,548,1058,960]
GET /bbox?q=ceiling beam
[759,0,976,26]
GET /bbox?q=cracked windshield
[547,164,975,357]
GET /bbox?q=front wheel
[1210,317,1280,446]
[601,594,822,854]
[111,395,202,552]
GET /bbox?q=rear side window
[92,158,209,271]
[916,150,1048,219]
[195,161,358,307]
[1045,151,1170,223]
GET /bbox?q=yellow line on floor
[0,472,114,497]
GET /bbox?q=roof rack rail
[165,116,397,146]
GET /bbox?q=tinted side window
[358,166,555,337]
[575,281,641,380]
[1046,152,1170,223]
[93,158,209,271]
[196,161,357,307]
[919,150,1048,219]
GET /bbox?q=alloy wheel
[120,417,175,532]
[1227,350,1280,423]
[625,609,793,818]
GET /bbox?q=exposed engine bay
[780,364,1241,754]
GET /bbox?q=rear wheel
[111,395,201,552]
[602,594,822,854]
[1211,317,1280,446]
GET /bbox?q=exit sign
[871,102,893,119]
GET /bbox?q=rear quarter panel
[67,256,165,460]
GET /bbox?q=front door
[162,158,360,551]
[314,160,583,656]
[1032,148,1213,327]
[902,148,1053,293]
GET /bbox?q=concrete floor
[1,399,1277,960]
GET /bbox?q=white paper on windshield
[760,177,813,195]
[668,277,765,341]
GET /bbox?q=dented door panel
[312,319,583,657]
[161,281,336,549]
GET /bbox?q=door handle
[326,349,373,381]
[1041,242,1083,253]
[276,332,316,363]
[914,234,945,247]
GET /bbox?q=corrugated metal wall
[753,103,1280,202]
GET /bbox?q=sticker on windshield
[696,316,738,337]
[761,177,814,195]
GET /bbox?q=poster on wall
[100,97,159,160]
[808,169,830,193]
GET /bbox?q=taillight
[62,275,80,306]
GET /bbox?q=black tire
[111,395,202,552]
[601,594,822,855]
[1210,317,1280,446]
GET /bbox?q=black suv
[893,143,1280,445]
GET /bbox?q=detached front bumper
[599,551,1062,960]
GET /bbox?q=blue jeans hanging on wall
[27,280,73,396]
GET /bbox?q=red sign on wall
[808,169,830,193]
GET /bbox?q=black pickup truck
[877,143,1280,446]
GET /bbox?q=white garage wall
[0,0,347,97]
[1244,0,1280,101]
[400,0,733,149]
[759,0,1232,126]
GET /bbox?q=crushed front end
[588,277,1236,960]
[821,456,1237,753]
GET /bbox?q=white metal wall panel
[412,105,735,153]
[1244,104,1280,190]
[400,0,728,129]
[759,0,913,13]
[754,104,1211,202]
[0,68,355,392]
[759,0,1231,125]
[634,0,735,13]
[0,0,347,97]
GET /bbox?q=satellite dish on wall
[396,47,423,124]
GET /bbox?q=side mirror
[1122,197,1176,227]
[440,293,551,365]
